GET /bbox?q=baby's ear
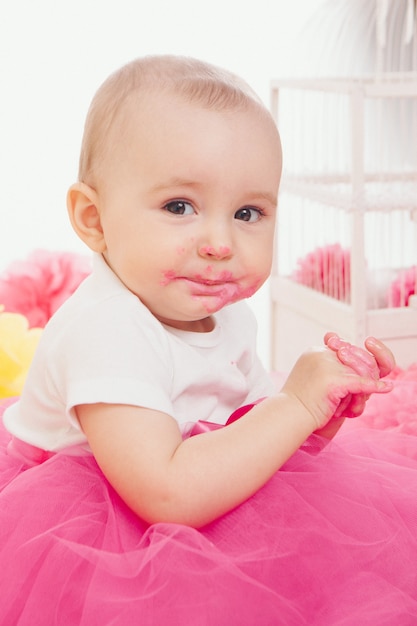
[67,183,106,252]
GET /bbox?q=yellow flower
[0,307,42,398]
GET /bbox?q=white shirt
[3,255,274,451]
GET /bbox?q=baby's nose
[198,244,232,260]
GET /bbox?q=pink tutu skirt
[1,387,417,626]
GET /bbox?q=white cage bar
[270,75,417,371]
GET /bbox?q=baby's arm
[76,345,391,528]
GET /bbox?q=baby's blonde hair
[78,55,266,185]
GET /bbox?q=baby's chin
[199,282,263,314]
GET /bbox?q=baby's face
[97,93,282,331]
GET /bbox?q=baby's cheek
[160,270,177,285]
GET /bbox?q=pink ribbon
[7,436,55,467]
[187,400,263,437]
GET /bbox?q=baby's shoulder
[40,271,163,357]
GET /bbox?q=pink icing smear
[160,270,177,286]
[188,277,262,311]
[160,268,262,310]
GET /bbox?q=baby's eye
[164,200,195,216]
[234,207,263,222]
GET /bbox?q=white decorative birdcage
[270,74,417,371]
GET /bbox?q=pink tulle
[1,376,417,624]
[355,365,417,433]
[0,250,91,328]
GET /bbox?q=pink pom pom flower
[388,266,416,308]
[0,250,91,328]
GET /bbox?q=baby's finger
[346,376,393,396]
[337,393,369,419]
[325,333,380,380]
[338,345,379,380]
[364,337,395,378]
[333,393,352,418]
[324,332,344,351]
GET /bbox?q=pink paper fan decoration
[387,266,416,307]
[292,243,351,302]
[0,250,91,328]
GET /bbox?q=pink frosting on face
[160,270,177,286]
[160,268,262,311]
[193,282,255,312]
[187,275,263,312]
[192,269,234,282]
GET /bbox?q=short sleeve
[46,293,175,425]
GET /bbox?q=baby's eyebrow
[249,191,277,207]
[149,178,200,193]
[238,190,277,209]
[149,178,277,208]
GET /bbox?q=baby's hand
[324,333,394,418]
[324,332,395,378]
[281,344,392,431]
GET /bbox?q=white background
[0,0,327,364]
